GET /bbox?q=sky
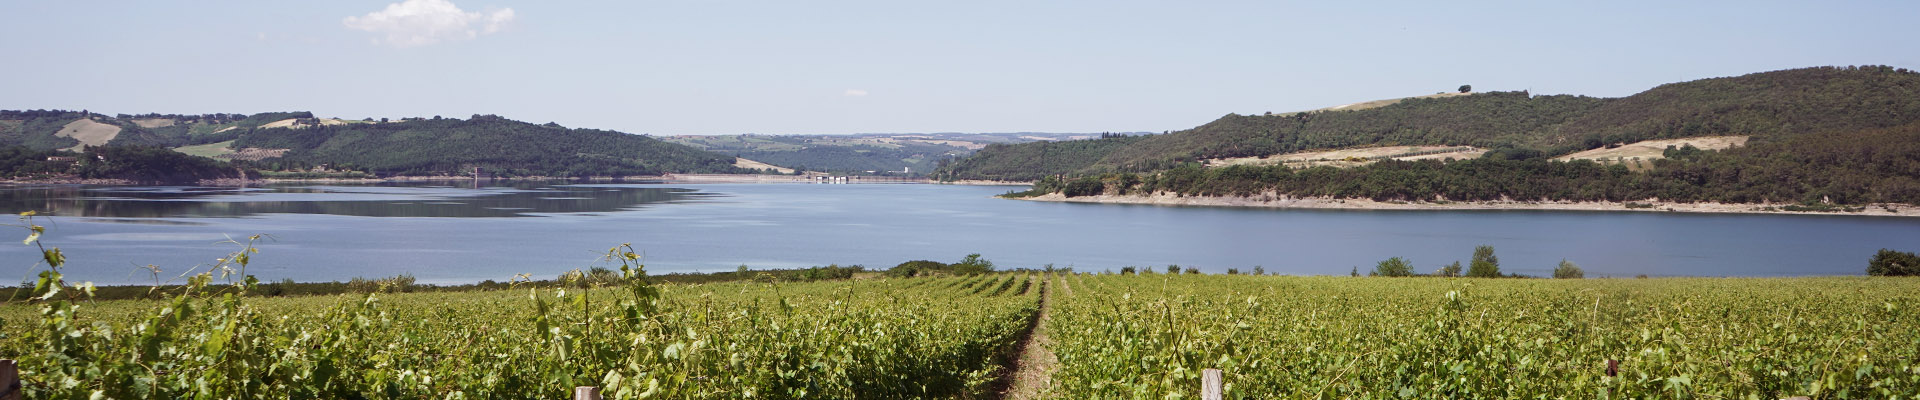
[3,1,1917,135]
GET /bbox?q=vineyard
[0,241,1044,398]
[3,244,1919,398]
[1045,274,1920,399]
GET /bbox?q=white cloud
[343,0,516,47]
[844,89,869,97]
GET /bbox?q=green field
[1048,274,1919,399]
[171,139,235,158]
[2,270,1915,398]
[1,268,1041,398]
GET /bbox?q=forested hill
[936,66,1920,180]
[229,115,746,176]
[0,110,748,177]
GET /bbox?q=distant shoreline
[1013,192,1920,218]
[1,173,940,186]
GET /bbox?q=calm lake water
[1,182,1915,285]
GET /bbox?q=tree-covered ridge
[1556,65,1920,146]
[0,109,280,150]
[938,66,1920,180]
[75,145,246,184]
[0,145,72,178]
[0,144,246,184]
[1025,121,1920,205]
[232,114,748,176]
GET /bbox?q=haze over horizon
[4,1,1916,135]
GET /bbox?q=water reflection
[0,182,711,220]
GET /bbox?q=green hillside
[938,66,1920,180]
[0,110,751,178]
[935,134,1151,181]
[1023,121,1920,205]
[230,114,746,177]
[0,110,275,150]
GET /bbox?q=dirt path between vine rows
[999,275,1061,399]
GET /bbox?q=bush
[1435,261,1462,277]
[1063,177,1105,197]
[1372,257,1414,277]
[1553,259,1585,279]
[888,260,948,277]
[1120,266,1137,275]
[1467,245,1501,278]
[1868,249,1920,276]
[348,274,417,293]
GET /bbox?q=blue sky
[3,1,1916,135]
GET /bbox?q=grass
[172,140,236,158]
[187,122,237,135]
[54,118,122,149]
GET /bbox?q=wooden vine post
[1200,368,1223,400]
[1,359,20,400]
[573,386,602,400]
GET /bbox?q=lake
[1,182,1915,285]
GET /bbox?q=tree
[1166,265,1180,274]
[1868,249,1920,276]
[1467,245,1501,278]
[1120,266,1137,275]
[1252,265,1265,275]
[1553,259,1585,279]
[1436,261,1462,277]
[1372,257,1414,277]
[1350,266,1360,277]
[1183,267,1200,274]
[951,254,994,275]
[1458,84,1472,93]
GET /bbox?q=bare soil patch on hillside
[732,157,796,174]
[131,118,176,128]
[1311,92,1470,113]
[55,118,123,150]
[1205,145,1486,169]
[1554,136,1749,164]
[256,119,299,129]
